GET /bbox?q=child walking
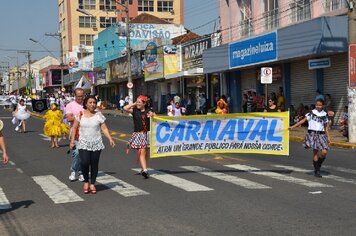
[43,103,69,148]
[289,99,331,177]
[124,95,155,179]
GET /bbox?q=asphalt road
[0,109,356,236]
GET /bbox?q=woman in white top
[13,99,30,133]
[70,95,115,194]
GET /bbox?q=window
[77,52,92,60]
[290,0,311,23]
[79,0,96,10]
[99,17,117,28]
[264,0,279,30]
[240,2,253,37]
[79,16,97,28]
[323,0,346,12]
[157,0,173,12]
[80,34,94,46]
[99,0,116,10]
[138,0,154,11]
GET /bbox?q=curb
[29,111,356,149]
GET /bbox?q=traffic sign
[127,82,133,89]
[260,67,272,84]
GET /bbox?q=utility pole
[125,0,133,103]
[27,51,32,95]
[45,32,64,91]
[349,0,356,143]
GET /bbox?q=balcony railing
[264,8,279,30]
[240,18,253,37]
[323,0,347,12]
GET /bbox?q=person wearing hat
[170,96,186,116]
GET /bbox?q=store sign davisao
[229,32,277,69]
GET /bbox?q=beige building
[58,0,184,63]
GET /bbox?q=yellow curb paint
[213,156,224,160]
[119,134,127,137]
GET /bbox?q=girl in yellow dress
[43,103,69,148]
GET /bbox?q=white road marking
[96,172,149,197]
[309,191,323,194]
[0,117,13,119]
[0,187,11,209]
[273,165,356,185]
[132,168,214,192]
[9,161,15,166]
[180,166,271,189]
[225,164,332,188]
[32,175,84,204]
[323,165,356,175]
[16,168,24,174]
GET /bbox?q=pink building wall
[219,0,348,44]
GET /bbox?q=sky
[0,0,218,67]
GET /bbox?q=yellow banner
[150,112,290,158]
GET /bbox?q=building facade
[204,0,350,123]
[58,0,184,64]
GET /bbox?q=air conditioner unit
[170,9,175,14]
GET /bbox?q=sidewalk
[30,108,356,149]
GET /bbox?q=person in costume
[13,99,30,133]
[215,97,228,114]
[43,103,69,148]
[169,96,186,116]
[289,99,331,177]
[124,95,155,179]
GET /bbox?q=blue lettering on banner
[155,118,283,143]
[229,32,277,69]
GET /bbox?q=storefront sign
[349,43,356,87]
[182,37,211,71]
[143,42,164,81]
[163,45,179,76]
[308,58,331,69]
[117,23,185,40]
[150,112,289,158]
[109,52,142,82]
[229,32,277,69]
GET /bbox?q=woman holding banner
[124,95,155,179]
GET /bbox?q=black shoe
[141,170,149,179]
[314,170,322,178]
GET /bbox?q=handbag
[74,111,83,141]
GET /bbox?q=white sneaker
[69,172,76,181]
[78,174,84,182]
[15,126,19,131]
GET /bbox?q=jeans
[78,149,101,184]
[70,142,82,173]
